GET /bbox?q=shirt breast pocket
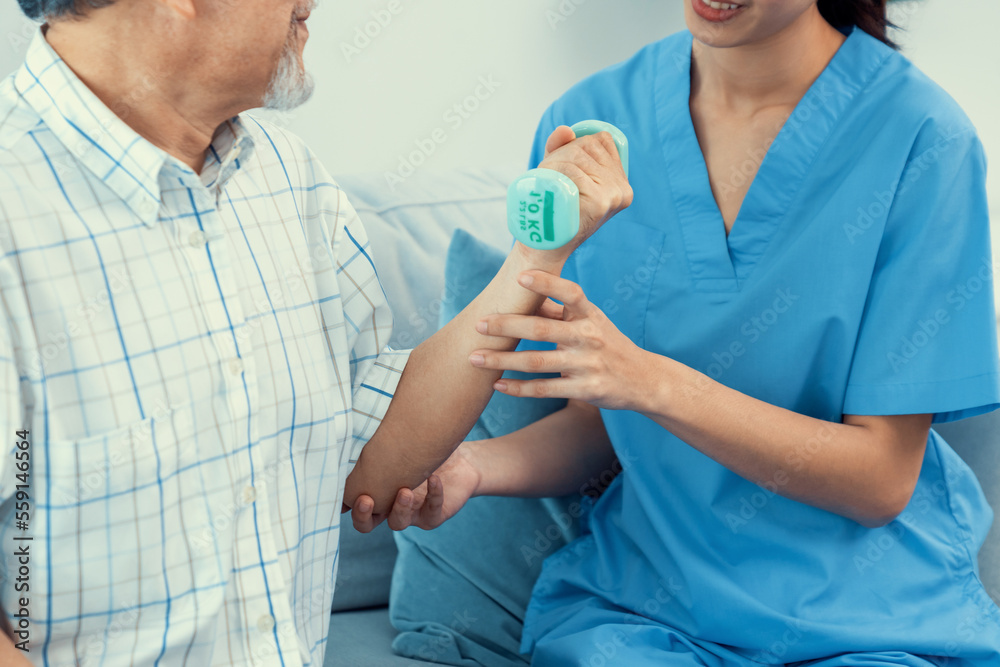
[45,402,202,509]
[38,402,221,631]
[571,218,667,349]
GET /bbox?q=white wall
[2,0,998,205]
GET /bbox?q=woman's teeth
[700,0,741,9]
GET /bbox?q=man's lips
[293,4,313,22]
[292,11,310,40]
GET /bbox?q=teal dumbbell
[507,120,629,250]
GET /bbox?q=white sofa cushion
[334,166,522,350]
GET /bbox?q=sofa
[321,167,1000,667]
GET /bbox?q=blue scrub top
[520,28,1000,664]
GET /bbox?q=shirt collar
[201,117,256,194]
[14,28,256,228]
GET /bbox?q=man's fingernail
[399,495,411,508]
[469,353,485,366]
[359,500,373,512]
[494,381,507,392]
[475,321,488,334]
[518,273,534,287]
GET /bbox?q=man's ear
[154,0,197,21]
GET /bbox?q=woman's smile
[692,0,747,23]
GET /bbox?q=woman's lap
[527,598,745,667]
[789,653,943,667]
[528,595,944,667]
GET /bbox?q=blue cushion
[388,230,584,666]
[332,521,398,612]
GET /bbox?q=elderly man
[0,0,631,664]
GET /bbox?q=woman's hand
[348,443,482,533]
[469,270,650,411]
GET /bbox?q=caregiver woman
[353,0,1000,664]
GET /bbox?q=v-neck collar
[655,27,891,292]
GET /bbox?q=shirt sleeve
[330,188,411,457]
[0,320,21,504]
[843,129,1000,423]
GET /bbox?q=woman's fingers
[350,495,379,533]
[383,477,446,531]
[470,348,571,374]
[419,475,446,530]
[537,298,565,321]
[474,274,588,344]
[475,314,575,345]
[516,271,591,312]
[493,376,579,400]
[352,478,449,532]
[387,488,417,531]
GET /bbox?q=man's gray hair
[17,0,115,20]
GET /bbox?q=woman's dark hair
[818,0,898,49]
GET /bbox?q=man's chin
[262,82,314,112]
[262,58,315,111]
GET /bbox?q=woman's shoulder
[859,33,980,156]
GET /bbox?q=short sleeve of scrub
[842,130,1000,423]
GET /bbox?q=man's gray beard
[262,29,315,111]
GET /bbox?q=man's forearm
[0,601,30,666]
[466,399,616,499]
[345,122,634,513]
[344,243,566,513]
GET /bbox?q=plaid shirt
[0,29,409,667]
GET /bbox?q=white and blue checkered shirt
[0,29,409,667]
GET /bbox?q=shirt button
[188,230,207,248]
[242,486,257,504]
[228,358,244,376]
[140,199,159,218]
[257,614,275,633]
